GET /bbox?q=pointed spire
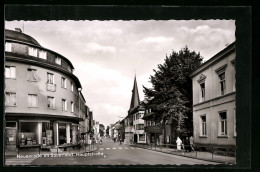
[129,75,140,111]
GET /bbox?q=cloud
[83,42,116,54]
[140,36,175,43]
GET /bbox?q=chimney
[15,28,22,33]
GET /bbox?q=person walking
[189,136,195,151]
[184,137,191,152]
[176,137,182,151]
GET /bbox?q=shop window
[28,47,38,57]
[47,96,55,109]
[219,111,227,136]
[139,134,145,141]
[200,115,207,136]
[28,94,38,107]
[5,42,12,52]
[5,92,16,106]
[27,68,37,81]
[47,73,55,84]
[55,57,61,65]
[61,77,67,88]
[62,99,67,111]
[5,66,16,78]
[39,50,47,60]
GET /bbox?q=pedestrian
[176,137,182,151]
[184,137,191,152]
[189,136,195,151]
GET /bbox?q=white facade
[133,110,146,143]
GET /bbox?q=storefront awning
[6,113,84,122]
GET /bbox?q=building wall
[5,61,80,118]
[192,47,236,149]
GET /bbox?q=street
[29,138,219,165]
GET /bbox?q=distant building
[4,28,89,150]
[190,42,236,150]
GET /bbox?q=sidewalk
[5,144,99,162]
[131,144,236,164]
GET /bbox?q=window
[71,102,74,112]
[139,134,145,141]
[28,47,38,57]
[200,82,205,101]
[61,77,67,88]
[6,121,17,128]
[62,99,67,111]
[136,124,144,130]
[5,66,16,78]
[55,57,61,65]
[47,73,54,84]
[5,42,12,52]
[47,96,55,109]
[218,72,226,95]
[27,68,37,81]
[70,82,74,92]
[201,115,207,136]
[39,50,47,60]
[28,94,38,107]
[5,92,16,106]
[219,111,227,136]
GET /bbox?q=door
[6,128,17,150]
[134,134,137,143]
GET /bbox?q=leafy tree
[143,46,203,141]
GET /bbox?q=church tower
[129,75,140,111]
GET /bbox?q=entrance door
[134,134,137,143]
[6,128,17,150]
[59,123,66,145]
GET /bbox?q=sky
[5,20,235,127]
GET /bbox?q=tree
[143,46,203,142]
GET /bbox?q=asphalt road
[30,138,219,165]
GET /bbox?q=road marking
[106,148,110,150]
[112,148,116,149]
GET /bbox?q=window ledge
[199,135,208,138]
[5,105,17,107]
[217,135,229,138]
[5,78,16,80]
[28,106,38,108]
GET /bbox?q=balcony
[46,83,56,92]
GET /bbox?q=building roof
[129,75,140,111]
[189,42,236,78]
[5,29,41,46]
[5,29,75,70]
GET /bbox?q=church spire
[129,75,140,111]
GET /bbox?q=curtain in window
[47,74,54,84]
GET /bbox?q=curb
[130,145,235,165]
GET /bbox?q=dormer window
[28,47,38,57]
[5,42,12,52]
[39,50,47,60]
[55,57,61,65]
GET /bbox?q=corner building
[4,29,86,150]
[190,42,236,150]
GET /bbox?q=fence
[131,143,236,164]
